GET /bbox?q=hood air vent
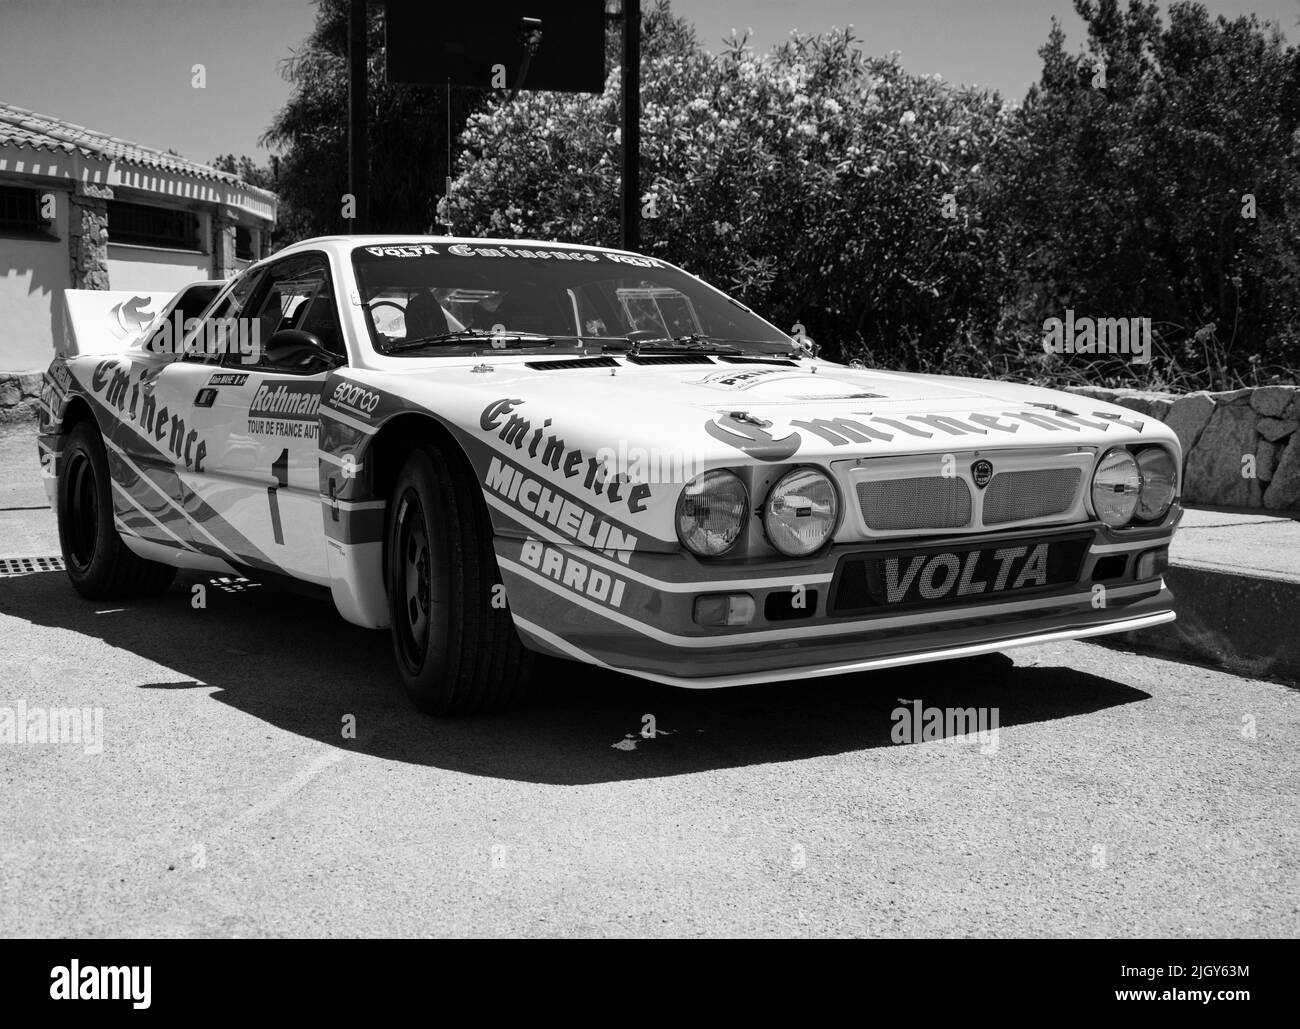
[717,356,799,367]
[625,353,716,365]
[524,356,619,370]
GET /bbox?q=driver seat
[404,291,449,341]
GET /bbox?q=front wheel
[386,444,532,714]
[57,421,177,599]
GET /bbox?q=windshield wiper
[604,333,800,358]
[386,328,555,353]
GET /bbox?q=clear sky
[1,0,1295,167]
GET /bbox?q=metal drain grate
[0,555,66,577]
[208,576,261,593]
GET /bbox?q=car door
[135,269,261,566]
[157,252,344,585]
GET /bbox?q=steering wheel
[365,299,409,342]
[367,299,407,319]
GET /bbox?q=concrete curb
[1114,563,1300,683]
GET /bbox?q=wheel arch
[324,408,485,629]
[366,412,473,505]
[59,394,98,434]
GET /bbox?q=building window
[107,199,200,250]
[0,185,56,238]
[235,226,254,261]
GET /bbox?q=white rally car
[38,235,1181,713]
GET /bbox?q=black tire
[57,420,177,599]
[386,443,533,714]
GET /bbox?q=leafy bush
[443,3,1011,369]
[988,0,1300,389]
[268,0,1300,388]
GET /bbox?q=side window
[237,252,345,370]
[183,270,261,364]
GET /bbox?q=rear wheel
[57,421,177,599]
[386,443,532,714]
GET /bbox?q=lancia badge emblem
[971,459,993,489]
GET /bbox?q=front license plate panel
[829,532,1092,617]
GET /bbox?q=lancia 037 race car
[37,235,1181,713]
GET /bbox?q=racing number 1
[267,448,288,545]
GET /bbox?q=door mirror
[263,329,341,373]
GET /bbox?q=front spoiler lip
[515,609,1176,689]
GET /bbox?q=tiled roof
[0,102,275,201]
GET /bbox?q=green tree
[444,2,1010,368]
[210,153,275,192]
[990,0,1300,387]
[263,0,484,242]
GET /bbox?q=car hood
[361,357,1177,466]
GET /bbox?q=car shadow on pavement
[0,570,1152,784]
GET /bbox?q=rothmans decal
[248,382,321,440]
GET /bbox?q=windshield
[351,242,795,355]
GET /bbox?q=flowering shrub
[442,5,1011,369]
[267,0,1300,387]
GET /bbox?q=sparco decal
[249,382,322,439]
[479,399,652,514]
[486,456,639,563]
[331,382,382,418]
[91,360,207,471]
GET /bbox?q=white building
[0,102,277,407]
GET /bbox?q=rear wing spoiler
[60,282,225,358]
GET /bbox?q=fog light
[694,593,755,626]
[1135,547,1168,579]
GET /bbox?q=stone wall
[211,210,237,280]
[1066,385,1300,511]
[0,372,43,424]
[68,183,111,290]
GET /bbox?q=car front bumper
[496,518,1178,687]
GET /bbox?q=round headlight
[676,470,748,556]
[1135,447,1177,521]
[1091,448,1141,527]
[764,467,839,557]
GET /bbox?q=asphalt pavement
[1,421,1296,937]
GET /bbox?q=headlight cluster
[677,466,840,557]
[675,470,749,556]
[764,468,839,556]
[1090,446,1177,527]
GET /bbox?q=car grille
[855,476,973,531]
[844,449,1092,536]
[982,468,1082,526]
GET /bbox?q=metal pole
[621,0,640,252]
[347,0,369,234]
